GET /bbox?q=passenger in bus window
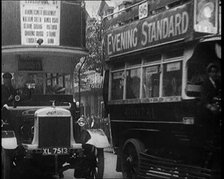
[126,75,140,99]
[164,77,179,96]
[143,74,159,98]
[1,72,16,107]
[200,63,221,115]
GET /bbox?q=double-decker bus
[102,0,221,178]
[1,1,109,179]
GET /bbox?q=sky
[85,0,123,17]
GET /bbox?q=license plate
[42,147,69,155]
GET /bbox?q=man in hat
[199,63,221,146]
[1,72,16,107]
[201,63,221,114]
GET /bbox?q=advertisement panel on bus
[2,0,85,48]
[104,2,193,57]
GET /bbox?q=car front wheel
[87,148,104,179]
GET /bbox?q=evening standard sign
[105,3,193,57]
[20,0,60,45]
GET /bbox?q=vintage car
[1,90,110,179]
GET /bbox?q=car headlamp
[15,95,20,102]
[77,116,86,127]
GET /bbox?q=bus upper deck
[2,1,88,100]
[101,0,221,105]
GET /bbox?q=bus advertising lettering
[105,3,193,57]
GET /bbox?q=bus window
[143,65,160,98]
[126,68,141,99]
[15,72,44,94]
[45,73,68,95]
[126,59,141,68]
[64,74,71,94]
[111,71,124,100]
[186,61,207,97]
[187,62,206,85]
[143,54,161,64]
[163,49,183,60]
[111,62,125,70]
[162,62,182,96]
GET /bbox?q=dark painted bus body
[102,0,221,178]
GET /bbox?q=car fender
[86,129,110,148]
[2,131,18,149]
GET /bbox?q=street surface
[63,151,123,179]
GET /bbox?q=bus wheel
[1,148,12,179]
[121,139,144,179]
[87,148,104,179]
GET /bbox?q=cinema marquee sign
[105,3,193,57]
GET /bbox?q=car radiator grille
[38,117,70,147]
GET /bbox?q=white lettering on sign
[107,10,189,56]
[167,62,181,72]
[113,72,124,80]
[107,28,138,55]
[146,66,158,74]
[20,1,60,45]
[139,1,148,20]
[141,11,188,45]
[24,0,59,5]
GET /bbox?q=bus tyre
[1,148,12,179]
[87,148,104,179]
[121,138,145,179]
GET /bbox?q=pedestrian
[199,63,221,143]
[1,72,16,107]
[1,72,21,144]
[200,63,221,114]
